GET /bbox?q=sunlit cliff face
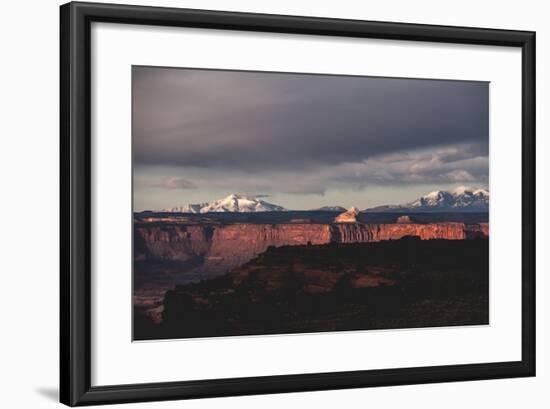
[334,207,360,223]
[135,221,488,280]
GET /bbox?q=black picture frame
[60,1,536,406]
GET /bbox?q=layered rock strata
[135,222,488,278]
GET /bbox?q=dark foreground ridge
[134,237,489,340]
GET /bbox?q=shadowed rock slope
[134,238,489,340]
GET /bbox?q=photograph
[56,0,539,405]
[132,66,490,340]
[0,0,541,407]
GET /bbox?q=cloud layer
[133,66,488,210]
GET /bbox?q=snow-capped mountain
[312,206,347,212]
[163,194,287,213]
[365,187,489,212]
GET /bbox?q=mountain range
[160,187,489,214]
[312,206,347,212]
[162,194,286,213]
[365,187,489,212]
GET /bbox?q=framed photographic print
[60,1,535,406]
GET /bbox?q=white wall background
[0,0,546,408]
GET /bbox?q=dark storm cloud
[132,67,489,172]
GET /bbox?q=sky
[133,66,489,211]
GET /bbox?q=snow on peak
[451,186,470,195]
[450,186,489,197]
[416,187,489,210]
[473,188,489,196]
[365,187,489,212]
[162,194,287,213]
[425,190,444,199]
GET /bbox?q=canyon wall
[134,225,214,261]
[135,222,488,278]
[204,224,333,275]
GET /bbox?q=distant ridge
[311,206,347,212]
[365,186,489,213]
[157,187,489,214]
[162,194,287,213]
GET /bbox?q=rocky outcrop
[134,225,214,261]
[396,215,414,224]
[144,238,489,339]
[135,221,489,278]
[464,223,489,239]
[334,207,360,223]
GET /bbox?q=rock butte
[135,221,489,279]
[334,207,360,223]
[396,215,414,224]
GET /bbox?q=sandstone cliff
[134,225,213,261]
[334,207,360,223]
[203,224,332,274]
[135,221,488,279]
[330,222,470,242]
